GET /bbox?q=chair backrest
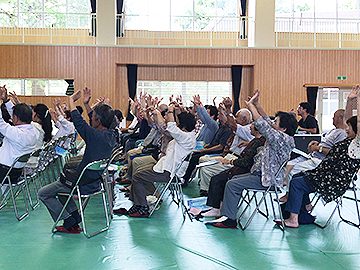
[174,152,193,179]
[73,159,109,187]
[1,153,32,184]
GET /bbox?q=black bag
[59,164,80,188]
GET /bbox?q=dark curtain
[127,64,138,121]
[231,65,242,114]
[240,0,247,39]
[90,0,96,36]
[306,86,318,116]
[65,79,74,96]
[116,0,124,37]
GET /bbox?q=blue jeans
[285,174,315,215]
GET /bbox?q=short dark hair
[347,116,357,135]
[177,112,196,132]
[94,104,115,129]
[275,111,298,136]
[13,103,33,124]
[299,102,312,113]
[207,105,218,120]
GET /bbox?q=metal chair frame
[237,159,289,231]
[0,153,31,221]
[148,153,193,222]
[313,171,360,229]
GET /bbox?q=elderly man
[197,107,254,196]
[0,86,39,191]
[38,89,117,234]
[280,109,348,203]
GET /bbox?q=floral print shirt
[305,138,360,203]
[254,116,295,187]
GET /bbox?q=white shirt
[153,122,196,178]
[230,124,254,155]
[53,115,75,139]
[0,109,39,168]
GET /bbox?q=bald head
[333,109,346,128]
[235,108,252,126]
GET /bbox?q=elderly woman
[281,86,360,228]
[210,90,298,228]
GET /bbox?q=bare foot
[284,218,299,228]
[202,208,221,217]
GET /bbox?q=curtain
[127,64,138,121]
[240,0,247,39]
[231,66,242,114]
[65,79,74,96]
[116,0,124,37]
[306,86,319,116]
[90,0,96,36]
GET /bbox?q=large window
[275,0,360,33]
[0,79,68,96]
[125,0,239,31]
[317,87,351,132]
[0,0,90,28]
[137,81,232,106]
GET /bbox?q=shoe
[113,208,129,215]
[199,190,208,197]
[128,211,149,218]
[116,178,131,185]
[210,217,237,229]
[55,225,83,234]
[120,186,131,192]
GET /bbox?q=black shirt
[298,115,319,134]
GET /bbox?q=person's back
[0,103,39,168]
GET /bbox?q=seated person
[0,96,39,187]
[297,102,319,134]
[182,99,233,186]
[38,89,117,234]
[197,107,254,195]
[191,123,265,217]
[209,90,298,228]
[280,109,347,202]
[194,94,219,145]
[282,86,360,228]
[114,104,196,217]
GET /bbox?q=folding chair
[0,153,31,221]
[51,159,111,238]
[148,153,193,221]
[313,171,360,229]
[237,160,288,231]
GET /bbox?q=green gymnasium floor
[1,182,360,270]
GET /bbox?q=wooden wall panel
[0,45,360,116]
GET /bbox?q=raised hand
[0,85,8,102]
[70,90,82,103]
[247,90,260,105]
[83,87,92,104]
[9,91,20,105]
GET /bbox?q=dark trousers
[285,174,315,215]
[182,152,205,183]
[0,164,22,184]
[206,169,234,209]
